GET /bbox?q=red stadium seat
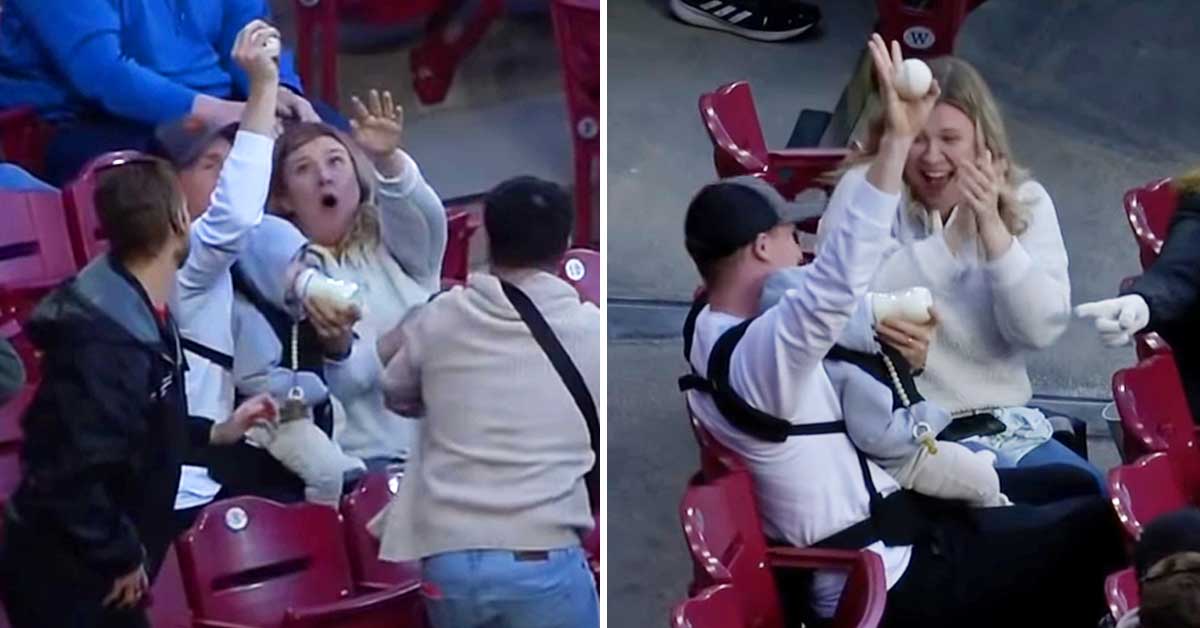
[0,106,53,176]
[340,472,421,593]
[0,188,76,322]
[679,470,887,627]
[698,82,849,202]
[1105,567,1139,624]
[441,202,482,288]
[1108,452,1191,543]
[670,584,745,628]
[147,546,192,628]
[61,151,156,267]
[1112,354,1200,481]
[874,0,980,59]
[686,406,748,479]
[551,0,600,246]
[559,248,599,306]
[177,497,423,628]
[1123,178,1177,270]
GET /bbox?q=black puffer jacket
[8,256,207,582]
[1125,190,1200,423]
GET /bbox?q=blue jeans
[1017,438,1108,495]
[421,547,599,628]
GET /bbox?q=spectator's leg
[1016,438,1107,495]
[44,116,154,186]
[884,495,1124,628]
[996,463,1100,505]
[1030,405,1090,460]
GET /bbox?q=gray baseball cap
[149,116,238,169]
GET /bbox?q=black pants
[881,465,1125,628]
[0,516,150,628]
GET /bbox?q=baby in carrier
[761,267,1010,507]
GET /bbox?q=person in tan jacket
[375,177,599,628]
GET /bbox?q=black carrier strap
[501,281,600,512]
[679,296,930,551]
[181,337,234,371]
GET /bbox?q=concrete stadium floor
[609,0,1200,624]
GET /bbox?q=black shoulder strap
[181,337,234,371]
[682,294,708,362]
[500,281,600,511]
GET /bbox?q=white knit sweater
[817,165,1072,415]
[373,271,599,561]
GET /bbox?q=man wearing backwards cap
[681,35,1123,628]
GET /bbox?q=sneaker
[669,0,821,42]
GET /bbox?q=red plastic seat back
[679,470,784,627]
[1108,452,1191,542]
[1105,567,1139,622]
[61,151,157,267]
[1124,178,1177,269]
[147,546,192,628]
[1113,354,1200,486]
[671,584,746,628]
[699,82,769,179]
[0,189,75,290]
[875,0,975,59]
[442,202,481,286]
[551,0,600,245]
[0,106,53,175]
[340,472,420,591]
[559,248,599,306]
[177,497,357,627]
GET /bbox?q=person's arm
[1125,194,1200,331]
[218,0,304,96]
[177,21,280,294]
[7,0,203,124]
[983,182,1072,350]
[381,312,426,418]
[324,328,384,400]
[0,338,24,405]
[350,90,448,292]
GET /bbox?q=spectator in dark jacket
[0,156,276,628]
[0,0,332,184]
[1076,174,1200,423]
[0,337,22,405]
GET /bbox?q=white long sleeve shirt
[817,165,1071,415]
[686,171,912,618]
[171,130,274,508]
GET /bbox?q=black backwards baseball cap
[1135,508,1200,579]
[148,116,239,169]
[684,175,818,269]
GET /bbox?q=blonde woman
[817,56,1102,486]
[270,90,447,469]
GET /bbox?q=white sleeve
[731,169,900,407]
[376,150,448,292]
[985,182,1072,349]
[176,131,274,295]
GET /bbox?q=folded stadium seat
[678,469,887,627]
[440,205,481,290]
[1112,354,1200,476]
[147,546,192,628]
[177,496,424,628]
[0,188,76,324]
[339,472,422,594]
[1108,452,1191,545]
[550,0,600,247]
[558,248,599,306]
[1104,567,1139,625]
[874,0,980,59]
[1123,177,1177,269]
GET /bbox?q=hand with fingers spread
[1074,295,1150,347]
[876,307,939,371]
[103,564,149,609]
[350,89,406,177]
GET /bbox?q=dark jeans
[881,465,1125,628]
[44,100,350,186]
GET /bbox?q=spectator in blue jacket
[0,0,337,185]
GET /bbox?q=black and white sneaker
[669,0,821,42]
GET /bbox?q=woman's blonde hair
[1177,165,1200,195]
[269,122,381,259]
[834,56,1032,236]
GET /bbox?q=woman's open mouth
[320,193,339,211]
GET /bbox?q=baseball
[894,58,933,101]
[262,34,281,57]
[871,287,933,324]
